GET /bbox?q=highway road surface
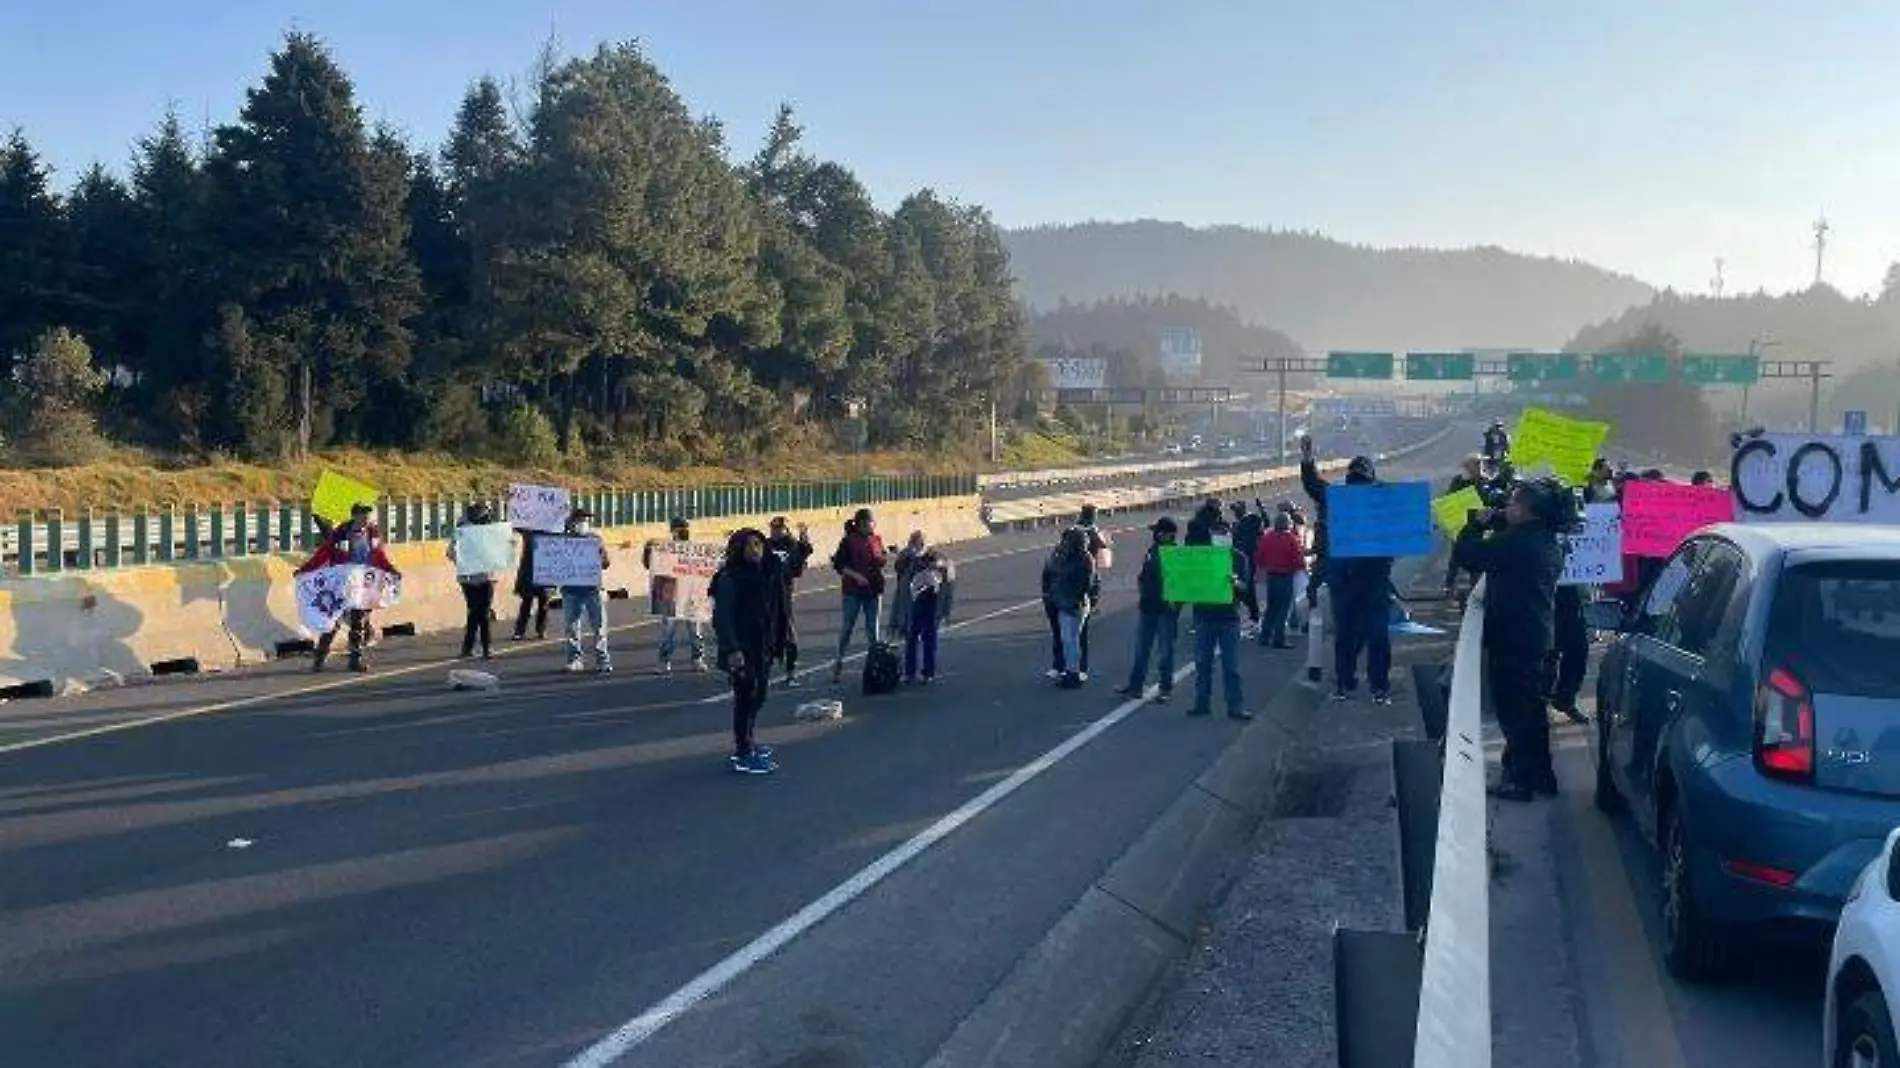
[0,431,1465,1068]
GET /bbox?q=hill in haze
[1004,221,1656,352]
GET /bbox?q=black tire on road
[1839,989,1900,1068]
[1593,715,1624,814]
[1660,802,1729,982]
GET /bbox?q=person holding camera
[1452,477,1575,802]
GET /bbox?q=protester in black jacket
[712,528,791,775]
[1229,502,1265,629]
[1042,527,1097,688]
[764,515,814,686]
[1309,442,1393,703]
[511,530,551,641]
[1453,478,1571,802]
[1117,517,1181,702]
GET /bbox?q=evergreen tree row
[0,34,1028,467]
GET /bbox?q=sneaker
[1331,688,1352,702]
[566,660,585,673]
[510,633,527,643]
[731,752,777,775]
[782,674,802,689]
[1552,701,1590,726]
[1371,691,1393,706]
[656,661,673,676]
[1227,708,1254,722]
[1079,672,1090,683]
[734,744,777,762]
[1186,705,1213,717]
[920,675,934,685]
[597,663,615,676]
[1045,669,1062,681]
[1058,673,1083,690]
[1155,690,1171,704]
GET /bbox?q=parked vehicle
[1590,524,1900,981]
[1826,826,1900,1068]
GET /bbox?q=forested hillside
[0,34,1027,471]
[1005,221,1654,352]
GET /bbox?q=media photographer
[1452,476,1580,802]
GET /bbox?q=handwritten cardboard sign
[1159,545,1236,605]
[1431,486,1485,538]
[1327,481,1435,558]
[453,523,515,578]
[310,471,381,527]
[1512,408,1610,485]
[1622,480,1734,558]
[1731,433,1900,525]
[648,541,722,622]
[507,483,572,534]
[1561,503,1624,586]
[294,564,401,635]
[532,534,605,588]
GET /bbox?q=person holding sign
[1115,517,1182,702]
[1318,453,1396,705]
[644,518,707,673]
[510,532,551,642]
[1451,478,1575,802]
[446,502,505,660]
[1181,519,1250,721]
[557,508,613,675]
[711,528,791,776]
[298,503,400,673]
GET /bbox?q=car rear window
[1765,561,1900,698]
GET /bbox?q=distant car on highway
[1590,523,1900,981]
[1826,826,1900,1067]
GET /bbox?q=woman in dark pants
[448,502,500,659]
[512,530,550,640]
[712,528,790,775]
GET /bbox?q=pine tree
[0,131,69,374]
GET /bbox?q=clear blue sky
[5,0,1899,298]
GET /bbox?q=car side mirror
[1583,599,1628,633]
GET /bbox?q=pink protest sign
[1621,481,1735,557]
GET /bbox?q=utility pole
[1275,360,1289,466]
[1809,361,1824,433]
[1712,257,1726,299]
[1813,216,1831,288]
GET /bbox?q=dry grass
[0,442,1016,515]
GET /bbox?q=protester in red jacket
[1253,514,1307,648]
[830,508,887,683]
[299,503,401,673]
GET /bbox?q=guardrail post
[133,507,151,566]
[182,504,201,560]
[254,502,271,555]
[409,496,425,542]
[157,506,176,563]
[275,505,291,555]
[209,503,226,559]
[15,510,35,577]
[75,510,94,570]
[43,510,64,574]
[300,508,316,552]
[232,501,250,558]
[104,509,122,569]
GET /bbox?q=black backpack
[862,641,901,696]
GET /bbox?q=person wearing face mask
[888,530,929,643]
[1116,517,1182,702]
[830,508,887,684]
[644,517,706,674]
[1453,477,1574,802]
[561,508,614,675]
[301,502,400,673]
[764,516,813,686]
[446,501,500,660]
[712,527,791,775]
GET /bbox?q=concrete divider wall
[0,494,988,694]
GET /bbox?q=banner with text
[1158,545,1236,605]
[1327,481,1436,558]
[295,564,402,635]
[1561,504,1624,586]
[1039,357,1109,390]
[1622,480,1734,557]
[1731,433,1900,525]
[532,534,605,588]
[1512,407,1610,485]
[648,541,722,622]
[507,483,571,533]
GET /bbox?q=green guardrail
[4,473,980,578]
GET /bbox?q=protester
[764,516,813,686]
[559,508,614,674]
[711,527,790,776]
[904,548,950,684]
[1442,455,1489,605]
[1230,502,1265,633]
[889,530,929,642]
[446,501,499,660]
[1042,526,1096,689]
[302,503,399,674]
[510,529,550,642]
[1482,419,1511,462]
[1183,518,1250,721]
[1073,504,1110,673]
[1254,512,1306,648]
[1453,477,1573,802]
[1586,457,1617,502]
[644,517,706,673]
[1690,470,1714,486]
[1116,517,1181,702]
[1313,448,1394,704]
[831,508,887,683]
[1297,435,1331,615]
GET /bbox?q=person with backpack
[831,508,888,684]
[764,516,813,686]
[446,501,501,660]
[711,527,791,776]
[644,517,706,674]
[1042,527,1096,689]
[903,548,950,684]
[1116,517,1181,702]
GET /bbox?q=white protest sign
[507,483,571,533]
[532,534,604,588]
[1732,433,1900,524]
[295,564,402,635]
[453,523,515,578]
[648,541,722,623]
[1560,503,1623,587]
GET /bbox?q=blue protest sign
[1326,481,1435,558]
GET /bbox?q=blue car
[1590,523,1900,981]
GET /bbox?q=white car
[1827,825,1900,1067]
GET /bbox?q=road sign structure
[1589,352,1671,383]
[1680,353,1760,385]
[1506,353,1580,383]
[1846,410,1869,435]
[1405,352,1476,381]
[1327,352,1395,380]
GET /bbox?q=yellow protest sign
[1512,407,1610,485]
[1431,486,1484,537]
[310,470,381,526]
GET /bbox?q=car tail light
[1754,667,1815,783]
[1722,858,1799,887]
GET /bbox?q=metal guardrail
[0,473,979,577]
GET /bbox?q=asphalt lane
[1,431,1469,1068]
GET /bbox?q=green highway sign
[1507,352,1580,382]
[1404,352,1476,381]
[1327,351,1395,379]
[1680,353,1760,385]
[1589,352,1671,383]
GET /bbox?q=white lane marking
[691,596,1046,705]
[559,662,1198,1067]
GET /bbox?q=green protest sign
[1159,545,1235,605]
